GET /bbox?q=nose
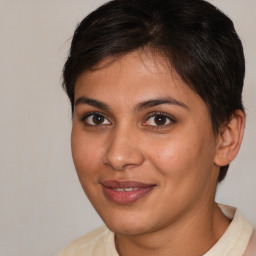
[103,126,145,171]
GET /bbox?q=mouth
[101,180,156,205]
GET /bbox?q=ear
[214,110,245,167]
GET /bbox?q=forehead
[74,51,205,112]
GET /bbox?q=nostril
[104,161,126,171]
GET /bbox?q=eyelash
[80,112,111,126]
[143,112,176,128]
[79,112,176,127]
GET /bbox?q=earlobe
[214,110,245,167]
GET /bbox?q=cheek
[147,130,216,184]
[71,128,108,206]
[147,135,217,215]
[71,127,102,181]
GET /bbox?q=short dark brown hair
[63,0,245,182]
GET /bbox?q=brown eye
[154,115,168,126]
[144,114,174,127]
[83,113,111,126]
[92,114,105,125]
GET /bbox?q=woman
[58,0,256,255]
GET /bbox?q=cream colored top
[57,205,256,256]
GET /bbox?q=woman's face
[71,51,220,236]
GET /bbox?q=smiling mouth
[113,187,140,192]
[101,180,156,205]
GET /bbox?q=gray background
[0,0,255,255]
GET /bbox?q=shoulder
[244,231,256,256]
[57,226,115,256]
[204,204,255,256]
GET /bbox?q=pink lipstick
[101,180,156,204]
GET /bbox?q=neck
[115,202,230,256]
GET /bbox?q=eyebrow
[74,96,189,112]
[134,97,189,111]
[75,97,110,111]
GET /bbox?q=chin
[100,209,157,236]
[107,222,150,236]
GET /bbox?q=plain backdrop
[0,1,255,255]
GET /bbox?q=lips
[101,180,156,204]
